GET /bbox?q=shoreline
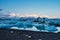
[0,28,60,40]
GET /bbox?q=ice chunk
[45,25,58,32]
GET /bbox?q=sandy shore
[0,28,60,40]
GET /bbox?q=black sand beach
[0,28,60,40]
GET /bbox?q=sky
[0,0,60,18]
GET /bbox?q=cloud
[10,13,39,17]
[9,13,60,18]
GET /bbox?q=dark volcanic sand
[0,28,60,40]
